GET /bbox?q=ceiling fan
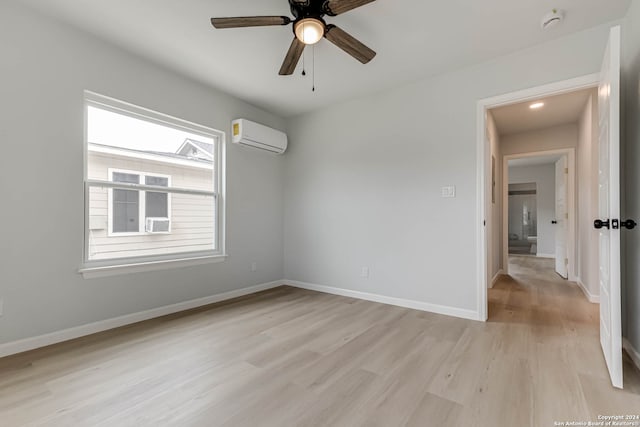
[211,0,377,76]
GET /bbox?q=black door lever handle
[551,220,557,224]
[622,219,637,230]
[594,219,610,229]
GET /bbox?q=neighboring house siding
[88,151,214,260]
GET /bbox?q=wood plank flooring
[1,257,639,426]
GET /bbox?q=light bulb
[294,18,324,45]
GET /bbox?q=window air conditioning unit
[231,119,287,154]
[146,217,170,233]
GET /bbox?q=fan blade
[324,25,376,64]
[211,16,291,29]
[279,37,306,75]
[323,0,375,16]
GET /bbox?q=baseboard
[490,269,505,288]
[575,278,600,303]
[285,280,481,321]
[0,280,283,359]
[623,338,640,373]
[536,253,555,259]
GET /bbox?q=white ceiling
[21,0,630,117]
[491,87,596,136]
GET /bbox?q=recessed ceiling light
[530,102,545,109]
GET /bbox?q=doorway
[475,74,599,322]
[477,26,626,390]
[502,150,576,281]
[507,182,538,256]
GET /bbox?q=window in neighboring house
[109,171,170,234]
[145,176,169,218]
[84,92,225,268]
[112,172,140,233]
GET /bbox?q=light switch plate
[441,186,456,198]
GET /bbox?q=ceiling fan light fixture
[294,18,325,45]
[210,0,378,75]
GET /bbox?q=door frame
[502,149,576,280]
[476,73,599,321]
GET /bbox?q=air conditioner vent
[146,217,170,233]
[231,119,288,154]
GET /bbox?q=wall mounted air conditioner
[146,217,171,233]
[231,119,287,154]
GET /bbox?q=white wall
[508,164,556,256]
[576,93,600,297]
[284,22,614,315]
[0,0,628,347]
[622,0,640,356]
[487,112,502,281]
[0,2,286,344]
[501,124,578,156]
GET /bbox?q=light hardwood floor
[1,257,639,426]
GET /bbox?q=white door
[555,157,568,278]
[597,26,622,389]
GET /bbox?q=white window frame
[81,91,226,277]
[107,168,172,236]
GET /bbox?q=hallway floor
[489,255,640,422]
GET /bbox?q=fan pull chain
[301,50,306,76]
[312,44,316,92]
[302,35,307,77]
[301,21,307,76]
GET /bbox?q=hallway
[488,255,640,421]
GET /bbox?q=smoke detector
[541,9,564,30]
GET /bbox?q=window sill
[79,254,227,279]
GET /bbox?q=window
[83,92,225,273]
[109,170,170,234]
